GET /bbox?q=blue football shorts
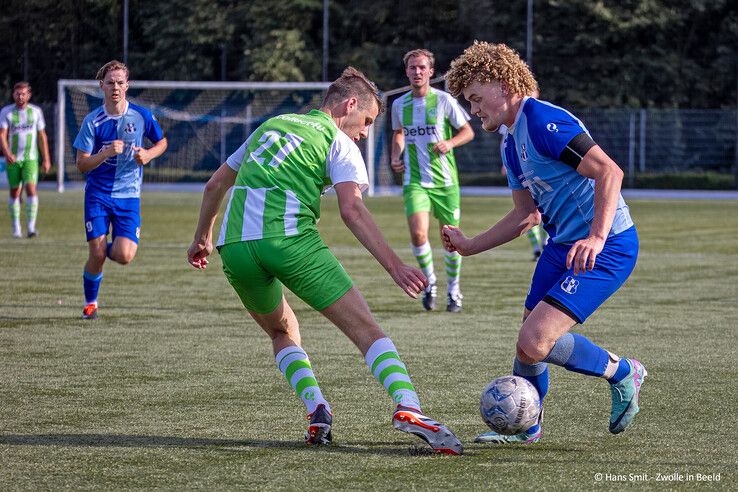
[525,226,638,323]
[84,194,141,243]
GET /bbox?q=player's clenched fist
[390,158,404,173]
[442,224,473,255]
[132,146,153,165]
[103,139,124,157]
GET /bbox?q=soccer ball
[480,375,541,435]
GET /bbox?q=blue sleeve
[144,111,164,143]
[524,99,589,161]
[501,137,524,190]
[73,117,95,153]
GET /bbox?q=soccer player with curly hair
[444,42,646,443]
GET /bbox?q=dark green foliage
[0,0,736,108]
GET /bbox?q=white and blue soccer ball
[480,375,541,435]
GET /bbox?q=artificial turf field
[1,191,736,490]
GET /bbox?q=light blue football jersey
[501,97,633,244]
[73,101,164,199]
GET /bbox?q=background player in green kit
[186,67,462,455]
[390,49,474,312]
[0,82,51,238]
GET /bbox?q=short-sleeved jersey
[391,87,470,188]
[216,109,369,246]
[0,104,46,161]
[73,101,164,199]
[501,97,633,245]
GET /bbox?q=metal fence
[375,104,738,189]
[37,100,738,189]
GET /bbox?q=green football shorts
[403,183,461,226]
[219,230,354,314]
[6,159,39,188]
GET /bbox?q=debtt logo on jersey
[560,276,579,294]
[546,123,559,132]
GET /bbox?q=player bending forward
[187,67,462,455]
[444,42,646,443]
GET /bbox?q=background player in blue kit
[73,60,168,319]
[444,42,646,443]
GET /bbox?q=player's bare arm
[76,140,125,173]
[133,137,168,166]
[334,181,427,298]
[0,128,15,163]
[566,145,624,275]
[187,163,238,269]
[442,189,540,256]
[390,129,405,172]
[38,129,51,173]
[431,122,474,154]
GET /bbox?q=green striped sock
[412,241,436,286]
[365,337,421,411]
[8,198,20,235]
[445,250,462,293]
[276,346,330,415]
[26,195,38,232]
[527,226,542,253]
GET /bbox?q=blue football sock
[513,358,547,434]
[83,270,103,305]
[607,358,632,384]
[543,332,609,377]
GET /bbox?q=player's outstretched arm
[442,189,541,255]
[566,145,624,275]
[187,163,237,269]
[334,182,427,298]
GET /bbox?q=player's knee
[411,232,427,245]
[516,334,550,363]
[115,252,136,265]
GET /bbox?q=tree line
[1,0,736,108]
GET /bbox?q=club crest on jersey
[428,107,437,119]
[520,143,529,161]
[546,123,559,132]
[124,122,136,134]
[560,276,579,294]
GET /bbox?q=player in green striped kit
[391,49,474,313]
[187,67,462,455]
[0,82,51,238]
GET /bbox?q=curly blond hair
[446,41,538,98]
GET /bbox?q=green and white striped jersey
[0,104,46,161]
[217,109,369,246]
[391,87,470,188]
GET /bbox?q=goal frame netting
[56,80,386,192]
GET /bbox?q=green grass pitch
[1,191,736,489]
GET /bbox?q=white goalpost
[57,80,345,192]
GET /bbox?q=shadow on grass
[0,433,423,456]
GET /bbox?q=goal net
[56,80,338,191]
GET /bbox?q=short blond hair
[446,41,538,98]
[403,49,435,68]
[13,81,31,92]
[96,60,129,81]
[323,66,384,114]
